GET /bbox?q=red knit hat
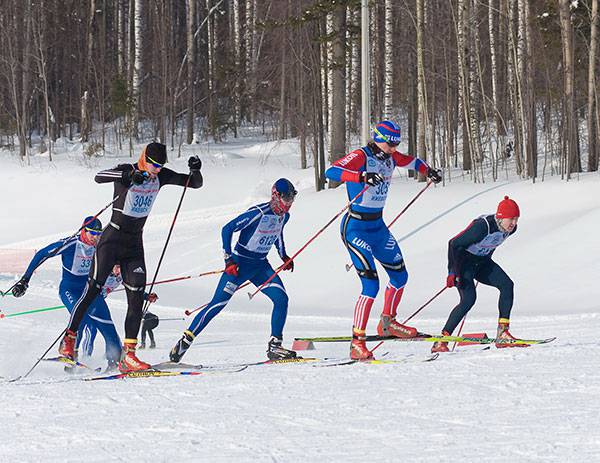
[496,196,520,219]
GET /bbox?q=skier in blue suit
[170,178,297,362]
[13,217,122,367]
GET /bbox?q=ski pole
[451,316,467,352]
[113,269,223,293]
[158,317,185,322]
[1,195,120,297]
[450,282,476,351]
[402,286,447,324]
[248,185,370,300]
[142,175,191,316]
[184,263,287,316]
[346,181,432,272]
[0,304,65,319]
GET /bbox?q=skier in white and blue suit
[170,179,297,362]
[12,217,122,366]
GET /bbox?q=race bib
[70,241,96,276]
[360,157,394,208]
[246,215,284,254]
[123,178,160,218]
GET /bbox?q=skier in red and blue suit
[325,120,442,360]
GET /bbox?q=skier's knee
[359,275,380,298]
[389,269,408,289]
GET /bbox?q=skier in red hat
[432,196,526,352]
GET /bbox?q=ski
[314,353,439,367]
[294,334,556,346]
[43,356,102,373]
[86,365,248,381]
[153,357,323,371]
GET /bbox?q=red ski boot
[58,329,77,359]
[118,339,151,372]
[431,331,451,353]
[351,338,374,361]
[350,328,374,360]
[495,318,529,348]
[376,315,418,338]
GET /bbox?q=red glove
[225,258,239,277]
[446,273,460,288]
[281,255,294,272]
[146,292,158,303]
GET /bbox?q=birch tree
[186,0,195,144]
[587,0,599,172]
[383,0,394,119]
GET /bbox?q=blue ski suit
[23,236,122,362]
[187,202,290,338]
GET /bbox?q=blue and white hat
[373,120,401,146]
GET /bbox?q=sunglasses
[146,155,164,169]
[85,228,102,236]
[374,127,400,147]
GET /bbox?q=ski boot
[105,359,119,373]
[169,330,195,363]
[58,329,77,360]
[350,329,373,360]
[138,342,146,350]
[118,339,151,372]
[431,330,451,353]
[63,349,79,374]
[267,336,297,360]
[376,315,418,338]
[149,340,156,349]
[495,318,529,348]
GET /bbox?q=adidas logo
[133,267,145,274]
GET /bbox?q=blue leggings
[187,258,288,338]
[341,214,409,298]
[60,283,122,362]
[443,257,514,334]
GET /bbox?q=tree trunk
[588,0,599,172]
[328,4,347,189]
[186,0,196,144]
[559,0,580,178]
[132,0,143,140]
[383,0,394,119]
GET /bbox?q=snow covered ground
[1,138,599,462]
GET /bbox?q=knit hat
[496,196,520,219]
[373,120,401,146]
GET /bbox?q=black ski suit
[443,214,516,334]
[67,163,202,340]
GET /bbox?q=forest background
[1,0,598,188]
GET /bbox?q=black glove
[361,172,384,186]
[188,155,202,171]
[427,167,442,184]
[131,169,147,185]
[12,278,29,298]
[281,255,294,272]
